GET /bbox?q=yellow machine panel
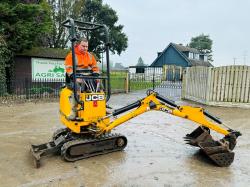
[59,87,107,133]
[59,88,106,121]
[79,92,106,121]
[59,87,73,118]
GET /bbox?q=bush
[29,87,54,95]
[0,36,11,95]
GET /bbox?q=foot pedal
[73,117,84,121]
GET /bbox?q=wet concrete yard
[0,92,249,187]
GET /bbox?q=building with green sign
[14,47,69,82]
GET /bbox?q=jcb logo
[86,94,105,101]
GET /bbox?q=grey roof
[189,59,213,67]
[16,47,70,59]
[172,43,200,53]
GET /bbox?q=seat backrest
[65,73,71,84]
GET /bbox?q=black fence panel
[0,79,64,101]
[0,76,127,102]
[129,67,163,91]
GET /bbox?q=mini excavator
[31,19,241,168]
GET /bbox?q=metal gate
[154,81,182,100]
[128,66,183,100]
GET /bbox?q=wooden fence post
[244,66,250,103]
[181,68,188,99]
[179,66,183,81]
[205,67,212,104]
[125,72,129,93]
[163,65,166,81]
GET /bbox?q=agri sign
[34,72,65,78]
[32,58,65,81]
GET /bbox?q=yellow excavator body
[59,87,108,133]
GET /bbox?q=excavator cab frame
[61,18,112,103]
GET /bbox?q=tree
[45,0,85,48]
[136,57,146,66]
[188,34,213,62]
[47,0,128,58]
[81,0,128,57]
[0,35,11,91]
[0,0,52,53]
[0,0,52,84]
[113,62,125,70]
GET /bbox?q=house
[151,43,213,67]
[128,66,147,73]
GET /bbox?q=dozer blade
[30,135,66,168]
[184,126,236,167]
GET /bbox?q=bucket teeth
[185,126,236,167]
[184,126,212,147]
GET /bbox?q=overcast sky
[103,0,250,67]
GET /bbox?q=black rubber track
[61,133,127,162]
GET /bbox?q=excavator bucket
[198,141,234,167]
[184,126,235,167]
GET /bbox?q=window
[194,53,199,60]
[189,52,194,59]
[204,55,208,61]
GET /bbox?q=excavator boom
[93,90,241,167]
[100,90,232,135]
